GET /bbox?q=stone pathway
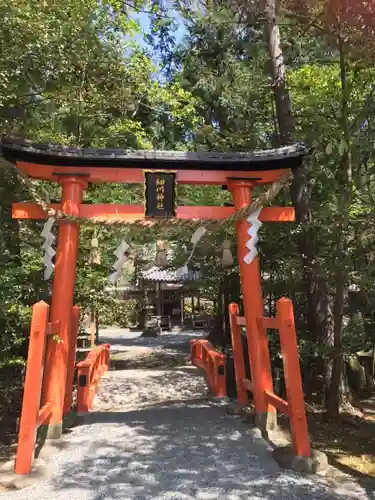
[2,329,373,500]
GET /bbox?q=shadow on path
[49,403,368,500]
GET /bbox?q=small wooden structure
[139,265,202,328]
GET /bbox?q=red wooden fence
[76,344,110,413]
[15,301,81,474]
[15,302,60,474]
[229,298,310,457]
[190,339,226,397]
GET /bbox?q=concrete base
[39,422,63,441]
[255,411,277,436]
[240,406,256,424]
[40,410,78,440]
[63,410,78,429]
[226,402,245,416]
[210,396,230,406]
[0,458,53,490]
[272,446,329,474]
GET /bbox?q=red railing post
[208,355,213,391]
[190,340,226,398]
[104,343,110,372]
[276,298,310,457]
[229,303,248,405]
[15,301,49,475]
[76,344,111,414]
[63,305,80,415]
[76,365,90,414]
[214,354,226,398]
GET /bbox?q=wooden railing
[190,339,226,397]
[229,298,310,457]
[15,301,60,475]
[76,344,110,413]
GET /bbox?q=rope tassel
[90,237,101,264]
[155,240,168,267]
[221,239,234,267]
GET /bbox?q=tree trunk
[264,0,295,145]
[327,230,346,416]
[263,0,334,370]
[326,30,353,416]
[95,309,100,344]
[207,278,227,348]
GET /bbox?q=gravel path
[2,329,373,500]
[98,327,206,354]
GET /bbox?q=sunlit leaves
[284,0,375,55]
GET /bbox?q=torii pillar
[41,176,88,438]
[228,180,276,432]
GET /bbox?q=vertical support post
[229,303,248,406]
[41,176,87,438]
[191,295,195,326]
[277,298,310,456]
[89,307,95,347]
[155,282,162,316]
[15,302,49,475]
[63,305,80,416]
[180,292,184,325]
[228,180,276,432]
[95,309,99,345]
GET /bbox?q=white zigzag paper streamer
[108,240,129,283]
[177,227,207,275]
[41,218,56,280]
[244,208,262,264]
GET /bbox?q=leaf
[339,139,348,156]
[325,142,333,155]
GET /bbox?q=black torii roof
[1,137,307,172]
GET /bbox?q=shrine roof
[141,266,200,283]
[1,137,307,172]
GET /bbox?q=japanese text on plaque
[156,177,165,210]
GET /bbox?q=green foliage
[100,300,138,327]
[176,7,275,151]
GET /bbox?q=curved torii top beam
[1,136,307,185]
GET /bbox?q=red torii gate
[4,138,307,449]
